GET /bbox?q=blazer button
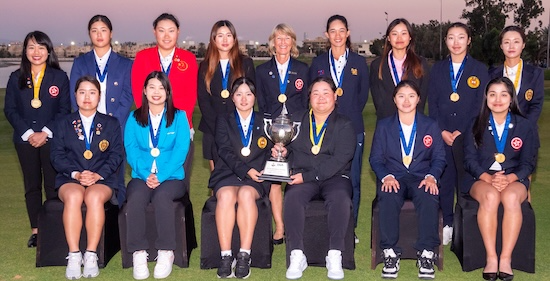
[109,113,113,116]
[32,120,37,124]
[111,98,115,102]
[114,81,119,86]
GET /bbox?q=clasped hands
[28,132,48,148]
[75,170,101,187]
[479,171,516,192]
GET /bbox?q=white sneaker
[442,225,453,245]
[66,252,82,280]
[133,250,149,280]
[153,250,174,279]
[83,251,99,278]
[417,250,436,279]
[381,248,400,279]
[326,250,344,280]
[286,249,308,279]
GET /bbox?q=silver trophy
[258,113,301,182]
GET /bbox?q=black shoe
[417,250,436,280]
[381,249,400,279]
[273,237,284,245]
[27,234,37,248]
[498,271,514,281]
[235,252,251,279]
[217,255,235,278]
[483,272,497,281]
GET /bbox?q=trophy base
[258,160,292,183]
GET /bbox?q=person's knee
[216,188,237,206]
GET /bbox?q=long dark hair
[88,14,113,32]
[203,20,245,95]
[472,77,523,147]
[378,18,423,80]
[18,31,60,89]
[133,71,176,127]
[326,15,352,49]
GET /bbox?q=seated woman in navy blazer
[209,77,271,279]
[273,77,355,280]
[50,76,122,279]
[463,77,536,281]
[369,80,445,280]
[124,71,190,280]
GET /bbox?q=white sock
[221,250,232,257]
[239,248,251,255]
[328,249,341,256]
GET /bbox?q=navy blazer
[197,56,255,136]
[4,67,71,143]
[124,110,190,183]
[309,51,369,135]
[369,55,430,119]
[208,111,272,188]
[70,51,133,130]
[256,57,309,117]
[462,114,536,193]
[488,63,544,124]
[428,56,489,134]
[287,110,356,183]
[50,112,123,189]
[369,113,446,183]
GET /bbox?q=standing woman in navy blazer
[309,15,369,237]
[464,77,536,280]
[4,31,70,248]
[70,14,133,205]
[51,76,122,279]
[124,71,190,280]
[208,77,271,279]
[370,18,430,120]
[427,22,489,244]
[198,20,255,172]
[255,23,309,245]
[489,26,544,149]
[369,80,445,279]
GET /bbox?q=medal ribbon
[449,55,468,94]
[389,51,403,85]
[489,112,511,155]
[83,120,94,152]
[95,60,109,83]
[278,59,292,95]
[32,66,45,101]
[148,111,164,149]
[309,110,329,147]
[399,119,417,158]
[329,48,348,88]
[221,61,231,91]
[505,59,522,92]
[159,53,172,75]
[235,111,254,148]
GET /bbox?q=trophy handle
[291,121,301,142]
[263,118,273,142]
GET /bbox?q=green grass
[1,86,550,281]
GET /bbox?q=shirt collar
[93,48,112,63]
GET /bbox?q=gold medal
[221,89,230,99]
[278,94,287,103]
[83,150,93,160]
[241,147,251,156]
[495,153,506,163]
[311,145,320,155]
[31,99,42,109]
[336,87,344,96]
[403,155,412,166]
[450,92,460,102]
[150,148,160,157]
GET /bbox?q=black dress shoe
[498,271,514,281]
[27,234,37,248]
[273,237,284,245]
[482,272,497,281]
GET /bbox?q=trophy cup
[258,113,301,182]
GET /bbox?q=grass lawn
[0,82,549,280]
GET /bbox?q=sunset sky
[1,0,548,45]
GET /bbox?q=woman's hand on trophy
[289,173,304,185]
[271,143,287,158]
[247,168,264,183]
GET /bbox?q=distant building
[354,41,374,57]
[302,37,329,56]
